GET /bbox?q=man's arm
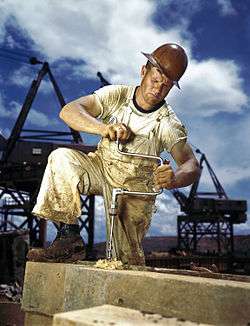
[59,95,131,142]
[154,140,200,189]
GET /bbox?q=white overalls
[32,85,187,265]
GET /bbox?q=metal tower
[173,149,247,254]
[0,58,96,249]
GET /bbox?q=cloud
[148,192,180,236]
[27,108,59,127]
[0,3,10,43]
[217,0,237,16]
[217,167,250,188]
[2,100,59,127]
[8,65,54,94]
[153,0,203,32]
[169,58,248,117]
[195,160,250,195]
[0,0,246,113]
[5,34,24,49]
[0,94,11,137]
[0,0,191,85]
[0,127,10,138]
[93,196,106,242]
[183,107,250,192]
[0,93,8,117]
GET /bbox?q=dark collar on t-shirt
[133,86,165,114]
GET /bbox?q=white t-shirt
[94,84,187,154]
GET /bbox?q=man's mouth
[149,93,161,99]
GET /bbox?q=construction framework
[0,59,96,249]
[174,149,247,254]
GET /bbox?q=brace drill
[107,140,164,260]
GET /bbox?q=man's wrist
[98,123,108,137]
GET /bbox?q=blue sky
[0,0,249,242]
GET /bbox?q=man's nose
[153,84,163,94]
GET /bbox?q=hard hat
[142,43,188,89]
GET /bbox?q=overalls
[32,95,167,265]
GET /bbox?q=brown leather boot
[27,224,86,263]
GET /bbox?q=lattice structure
[0,186,96,248]
[79,195,95,250]
[177,215,234,253]
[0,185,42,245]
[0,59,96,248]
[175,150,247,254]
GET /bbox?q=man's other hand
[102,123,132,143]
[154,160,177,190]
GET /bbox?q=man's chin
[146,97,160,106]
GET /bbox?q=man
[27,43,200,265]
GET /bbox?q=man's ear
[141,65,147,78]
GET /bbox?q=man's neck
[134,86,165,113]
[135,86,150,110]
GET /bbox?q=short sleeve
[93,85,123,120]
[160,109,187,153]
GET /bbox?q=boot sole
[28,251,86,263]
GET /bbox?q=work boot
[27,223,86,263]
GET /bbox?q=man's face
[139,65,173,107]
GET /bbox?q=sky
[0,0,249,243]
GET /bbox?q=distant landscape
[93,235,250,258]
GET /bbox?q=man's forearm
[59,103,106,136]
[174,159,201,188]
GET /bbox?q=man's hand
[154,160,177,190]
[102,123,132,143]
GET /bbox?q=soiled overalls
[32,90,174,265]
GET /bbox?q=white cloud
[93,196,106,242]
[0,127,10,138]
[27,108,59,127]
[5,100,59,127]
[148,192,181,236]
[194,161,250,195]
[8,66,35,88]
[9,65,54,94]
[183,107,250,193]
[169,58,248,117]
[0,3,10,43]
[0,93,8,117]
[217,0,237,16]
[217,167,250,188]
[5,34,21,49]
[0,0,191,85]
[0,94,11,137]
[0,0,246,114]
[0,76,59,132]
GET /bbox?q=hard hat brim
[141,52,181,89]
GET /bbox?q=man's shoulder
[157,102,175,119]
[94,84,133,98]
[158,103,186,129]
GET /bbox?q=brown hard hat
[142,43,188,89]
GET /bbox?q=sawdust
[94,259,124,270]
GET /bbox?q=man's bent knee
[48,148,78,164]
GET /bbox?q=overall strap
[149,105,170,139]
[109,86,134,125]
